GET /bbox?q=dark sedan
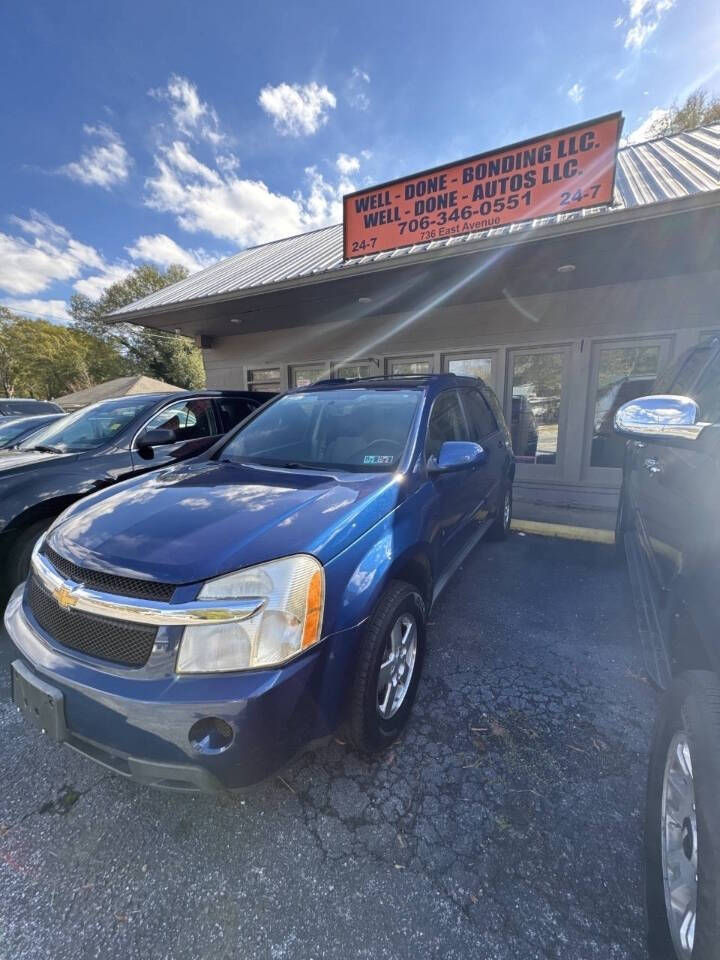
[0,413,65,449]
[0,389,271,592]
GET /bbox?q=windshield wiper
[277,461,329,470]
[25,444,63,454]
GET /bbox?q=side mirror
[428,441,487,474]
[614,395,708,442]
[136,427,176,449]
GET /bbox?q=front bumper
[5,586,360,791]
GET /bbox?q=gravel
[0,533,655,959]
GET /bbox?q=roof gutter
[108,189,720,325]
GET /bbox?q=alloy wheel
[376,613,417,720]
[661,731,698,959]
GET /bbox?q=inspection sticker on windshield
[364,455,394,465]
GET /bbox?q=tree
[0,310,114,399]
[649,88,720,138]
[69,264,205,389]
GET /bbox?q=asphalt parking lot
[0,533,655,960]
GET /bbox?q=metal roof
[112,123,720,320]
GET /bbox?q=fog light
[188,717,234,754]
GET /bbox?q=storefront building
[112,122,719,527]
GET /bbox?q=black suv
[0,389,271,592]
[614,339,720,959]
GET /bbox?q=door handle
[644,457,662,475]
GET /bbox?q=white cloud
[624,106,671,143]
[127,234,217,273]
[347,67,371,111]
[258,81,336,136]
[567,82,585,104]
[1,298,71,324]
[614,67,629,80]
[72,264,134,300]
[145,140,359,247]
[150,74,224,145]
[59,124,131,189]
[336,153,361,175]
[0,211,104,296]
[623,0,676,49]
[613,15,625,27]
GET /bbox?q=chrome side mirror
[614,395,708,442]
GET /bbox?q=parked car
[614,339,720,960]
[0,413,65,449]
[0,398,63,416]
[0,390,271,592]
[6,373,514,791]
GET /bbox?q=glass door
[583,337,672,484]
[506,346,570,478]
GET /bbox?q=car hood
[49,460,404,583]
[0,449,76,475]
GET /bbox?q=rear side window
[216,398,257,432]
[693,357,720,424]
[461,389,497,441]
[425,391,468,460]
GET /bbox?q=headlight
[176,555,324,673]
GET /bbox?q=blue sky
[0,0,717,323]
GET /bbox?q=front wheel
[645,671,720,959]
[346,581,426,753]
[487,482,512,541]
[5,519,52,592]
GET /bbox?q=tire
[645,670,720,959]
[6,519,52,591]
[346,581,426,753]
[487,481,512,541]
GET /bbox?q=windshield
[221,388,422,472]
[17,397,155,453]
[0,415,62,446]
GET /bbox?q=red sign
[343,113,623,260]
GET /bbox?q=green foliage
[0,308,107,399]
[1,264,205,401]
[68,264,206,390]
[649,88,720,138]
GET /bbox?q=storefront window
[446,356,494,383]
[591,345,660,467]
[335,362,374,380]
[247,368,281,393]
[511,352,564,465]
[291,365,327,388]
[389,358,432,376]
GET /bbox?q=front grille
[44,545,175,602]
[27,574,157,668]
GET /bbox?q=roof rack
[312,373,457,386]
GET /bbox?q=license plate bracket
[11,660,66,742]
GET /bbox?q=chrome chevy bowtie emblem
[53,584,78,609]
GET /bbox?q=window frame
[246,368,282,393]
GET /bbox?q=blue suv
[6,374,514,791]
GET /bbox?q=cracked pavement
[0,533,655,959]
